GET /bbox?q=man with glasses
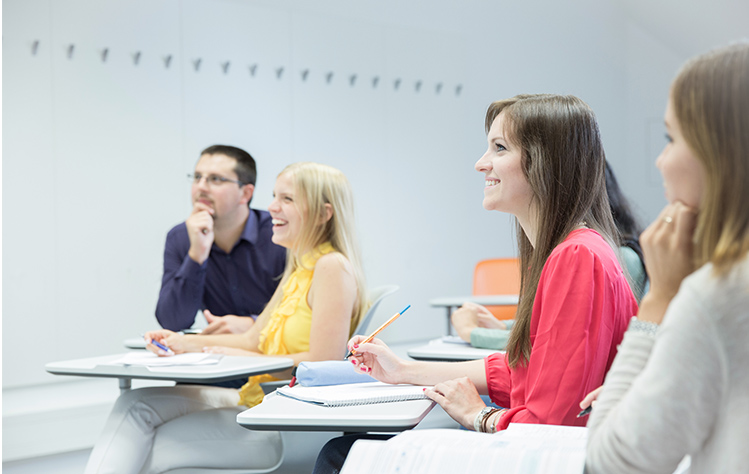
[155,145,286,335]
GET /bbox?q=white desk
[237,391,435,433]
[124,328,204,350]
[430,294,519,334]
[46,353,293,392]
[123,337,147,350]
[407,338,501,361]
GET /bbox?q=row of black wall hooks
[28,40,463,95]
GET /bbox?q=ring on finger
[662,215,673,224]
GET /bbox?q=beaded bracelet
[629,316,659,337]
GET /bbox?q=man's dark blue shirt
[156,209,286,331]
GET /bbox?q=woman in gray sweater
[585,41,749,474]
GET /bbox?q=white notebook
[276,381,430,407]
[341,424,692,474]
[341,424,588,474]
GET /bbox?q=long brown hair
[485,94,619,368]
[671,42,749,274]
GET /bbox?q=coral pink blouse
[485,229,637,430]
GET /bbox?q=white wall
[2,0,746,462]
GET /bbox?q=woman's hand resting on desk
[348,336,406,384]
[425,377,489,430]
[144,330,200,356]
[451,302,507,342]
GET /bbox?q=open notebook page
[341,424,587,474]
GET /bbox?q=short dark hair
[200,145,257,186]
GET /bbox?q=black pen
[577,406,592,418]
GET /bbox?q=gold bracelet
[488,409,507,434]
[481,408,501,433]
[473,406,494,432]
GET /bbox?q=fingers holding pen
[144,330,176,356]
[347,338,403,384]
[578,386,603,417]
[579,386,603,410]
[144,330,197,356]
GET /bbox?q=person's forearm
[636,292,671,324]
[156,257,205,331]
[155,287,200,330]
[192,332,256,351]
[398,359,487,391]
[470,328,510,350]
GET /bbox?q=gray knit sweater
[586,257,749,474]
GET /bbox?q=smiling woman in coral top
[312,94,638,474]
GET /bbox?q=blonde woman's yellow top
[238,242,335,407]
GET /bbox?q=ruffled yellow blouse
[237,242,335,407]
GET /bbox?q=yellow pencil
[344,304,411,359]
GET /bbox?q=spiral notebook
[276,381,431,407]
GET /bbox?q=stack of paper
[341,424,588,474]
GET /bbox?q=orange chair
[472,258,520,321]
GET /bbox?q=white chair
[166,285,400,474]
[354,284,400,335]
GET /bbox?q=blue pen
[148,338,174,354]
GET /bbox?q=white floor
[2,406,458,474]
[3,449,92,474]
[1,446,319,474]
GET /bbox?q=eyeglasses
[187,173,244,187]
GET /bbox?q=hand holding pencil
[345,305,411,384]
[345,305,411,359]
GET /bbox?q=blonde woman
[586,42,749,473]
[85,162,367,474]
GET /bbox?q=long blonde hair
[485,95,619,368]
[671,41,749,274]
[273,162,367,331]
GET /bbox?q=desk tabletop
[123,338,147,350]
[429,295,519,307]
[237,391,435,432]
[407,338,501,361]
[46,353,293,384]
[124,329,204,350]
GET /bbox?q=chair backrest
[353,285,399,335]
[472,258,520,320]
